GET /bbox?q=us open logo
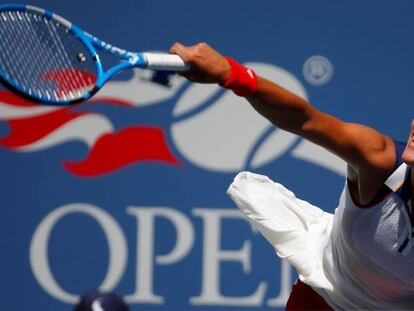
[171,62,342,175]
[0,61,342,176]
[1,60,344,308]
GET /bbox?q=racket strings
[1,11,58,97]
[1,11,57,96]
[43,17,82,98]
[0,10,97,102]
[31,11,96,100]
[32,12,96,100]
[6,12,57,97]
[0,13,30,89]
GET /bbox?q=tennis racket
[0,3,189,106]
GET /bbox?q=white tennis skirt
[227,171,335,291]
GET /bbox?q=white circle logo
[171,63,306,172]
[303,55,333,86]
[170,62,345,176]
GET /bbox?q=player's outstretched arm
[170,42,397,204]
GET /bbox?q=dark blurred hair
[74,290,129,311]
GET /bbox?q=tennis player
[170,42,414,310]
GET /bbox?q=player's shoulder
[348,135,398,205]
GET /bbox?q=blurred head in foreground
[74,290,129,311]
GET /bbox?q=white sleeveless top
[227,164,414,310]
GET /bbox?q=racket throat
[86,33,143,65]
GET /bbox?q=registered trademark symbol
[303,55,333,86]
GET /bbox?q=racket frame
[0,3,184,106]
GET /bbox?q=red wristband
[219,57,258,97]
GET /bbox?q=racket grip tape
[219,57,258,97]
[143,53,189,71]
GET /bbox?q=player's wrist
[219,57,258,97]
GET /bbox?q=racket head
[0,4,102,105]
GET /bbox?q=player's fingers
[169,42,191,61]
[177,71,193,81]
[175,70,200,83]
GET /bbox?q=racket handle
[143,53,189,71]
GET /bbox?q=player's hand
[169,42,230,84]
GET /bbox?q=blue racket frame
[0,3,185,106]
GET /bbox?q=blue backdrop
[1,0,414,310]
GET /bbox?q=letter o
[29,203,127,303]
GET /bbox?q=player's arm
[250,76,396,203]
[170,42,396,204]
